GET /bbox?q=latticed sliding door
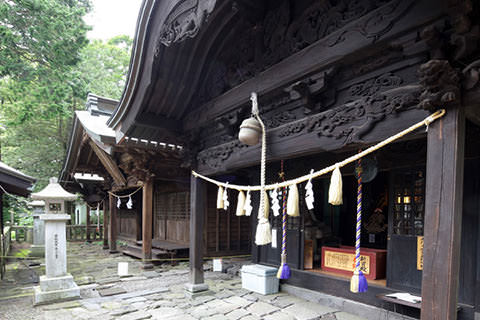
[387,169,425,291]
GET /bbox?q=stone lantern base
[34,274,80,305]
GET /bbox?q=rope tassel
[236,191,246,216]
[255,218,272,246]
[350,158,367,293]
[328,166,343,205]
[255,190,272,245]
[287,184,299,217]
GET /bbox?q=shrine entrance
[303,169,390,287]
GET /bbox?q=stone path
[0,242,367,320]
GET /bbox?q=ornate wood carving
[448,0,479,61]
[118,149,188,185]
[158,0,217,47]
[305,88,419,143]
[418,60,460,111]
[463,60,480,90]
[195,0,414,106]
[197,140,248,171]
[197,85,421,171]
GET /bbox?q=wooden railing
[1,226,11,279]
[7,225,104,243]
[66,225,103,242]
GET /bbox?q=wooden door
[386,169,425,292]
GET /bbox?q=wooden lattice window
[155,191,190,220]
[392,170,425,236]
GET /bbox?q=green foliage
[0,1,133,223]
[74,35,133,99]
[0,0,91,79]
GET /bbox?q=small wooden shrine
[61,93,251,265]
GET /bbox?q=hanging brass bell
[238,116,261,146]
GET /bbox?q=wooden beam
[109,193,118,253]
[89,140,127,187]
[197,108,429,175]
[86,146,94,165]
[186,175,208,292]
[86,206,91,242]
[421,106,465,319]
[103,199,109,249]
[142,179,153,269]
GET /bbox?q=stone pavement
[0,242,367,320]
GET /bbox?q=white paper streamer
[223,183,229,210]
[117,197,121,209]
[244,190,253,216]
[126,196,133,209]
[305,169,315,210]
[270,187,280,216]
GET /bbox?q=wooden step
[122,244,170,260]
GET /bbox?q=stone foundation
[34,273,80,305]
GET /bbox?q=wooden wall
[117,209,139,240]
[205,183,251,256]
[154,188,190,244]
[117,191,142,241]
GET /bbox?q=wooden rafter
[89,140,127,187]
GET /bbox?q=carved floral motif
[326,0,414,47]
[197,140,248,170]
[349,73,403,97]
[279,88,420,143]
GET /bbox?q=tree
[0,2,133,225]
[74,35,133,100]
[0,0,92,194]
[0,0,91,80]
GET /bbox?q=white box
[213,259,222,272]
[241,264,279,295]
[118,262,129,276]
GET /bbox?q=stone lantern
[29,200,45,257]
[31,177,79,305]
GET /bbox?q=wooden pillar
[136,200,142,242]
[109,193,118,253]
[103,199,109,249]
[421,106,465,319]
[86,205,91,242]
[142,179,153,269]
[186,175,208,293]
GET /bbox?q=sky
[84,0,143,40]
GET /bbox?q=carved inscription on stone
[54,234,59,259]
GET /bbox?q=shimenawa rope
[192,109,446,190]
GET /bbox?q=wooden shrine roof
[0,161,36,197]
